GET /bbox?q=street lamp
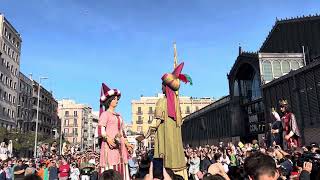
[34,77,48,159]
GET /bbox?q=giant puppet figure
[98,83,133,179]
[154,62,192,178]
[279,99,301,149]
[270,108,283,148]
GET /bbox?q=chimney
[238,43,242,55]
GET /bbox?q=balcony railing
[136,111,143,115]
[148,111,154,114]
[136,120,143,124]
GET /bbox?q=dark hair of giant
[101,95,118,111]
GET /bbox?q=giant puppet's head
[99,83,121,116]
[161,62,192,121]
[161,62,192,91]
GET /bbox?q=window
[148,116,153,124]
[186,106,190,114]
[73,128,78,136]
[262,60,272,82]
[272,61,281,78]
[64,119,69,126]
[74,119,78,126]
[149,107,153,114]
[137,107,142,114]
[64,128,69,134]
[137,126,142,132]
[2,107,5,115]
[13,82,16,89]
[282,61,290,74]
[74,111,77,117]
[73,138,77,144]
[65,111,69,117]
[291,61,300,70]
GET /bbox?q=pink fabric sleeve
[98,112,108,137]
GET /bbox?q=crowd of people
[0,140,319,180]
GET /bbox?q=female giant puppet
[279,99,301,149]
[98,83,133,179]
[154,62,192,178]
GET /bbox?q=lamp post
[34,77,48,159]
[59,104,63,155]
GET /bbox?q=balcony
[148,111,154,114]
[63,123,76,127]
[136,120,143,124]
[64,133,74,137]
[136,111,143,115]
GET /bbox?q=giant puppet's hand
[125,142,134,154]
[105,137,117,149]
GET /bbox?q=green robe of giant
[153,97,186,171]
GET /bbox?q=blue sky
[1,0,320,123]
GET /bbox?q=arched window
[282,60,290,74]
[251,73,261,100]
[291,60,300,70]
[272,61,281,78]
[262,60,272,82]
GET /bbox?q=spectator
[23,174,42,180]
[219,151,230,173]
[0,164,6,180]
[25,161,36,176]
[208,163,230,180]
[189,151,200,180]
[58,158,70,180]
[200,151,213,174]
[37,163,45,180]
[6,159,14,180]
[69,163,80,180]
[14,160,25,180]
[128,157,138,178]
[99,170,121,180]
[227,148,238,179]
[48,161,58,180]
[3,160,12,180]
[89,166,98,180]
[244,152,279,180]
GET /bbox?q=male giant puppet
[154,62,192,178]
[279,99,301,149]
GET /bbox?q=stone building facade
[0,14,21,130]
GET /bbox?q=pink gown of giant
[98,111,130,179]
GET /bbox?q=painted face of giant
[110,96,119,108]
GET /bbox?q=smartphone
[152,158,164,179]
